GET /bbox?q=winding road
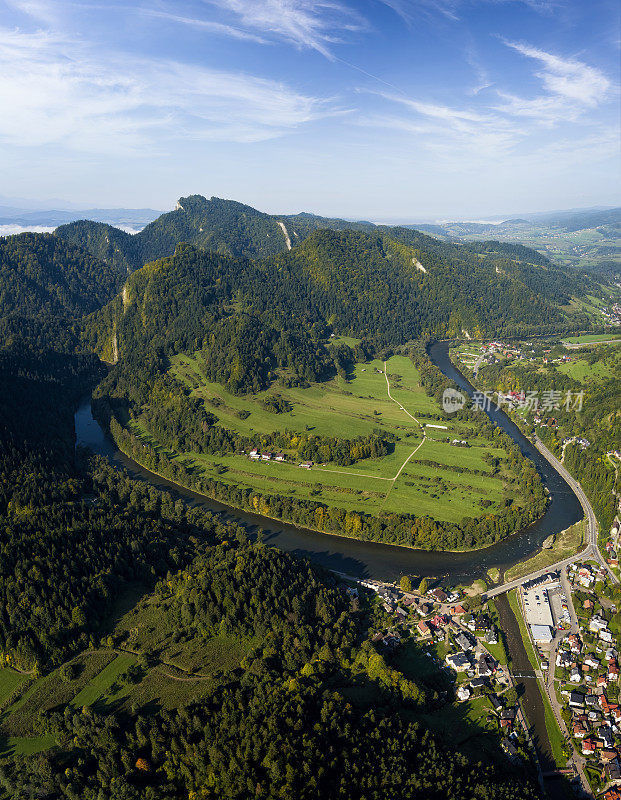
[484,435,617,600]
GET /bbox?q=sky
[1,0,619,219]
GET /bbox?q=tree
[400,575,413,593]
[418,578,429,595]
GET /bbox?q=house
[489,695,505,714]
[417,603,433,617]
[299,462,312,469]
[463,615,476,631]
[451,604,466,615]
[484,627,498,645]
[470,677,486,690]
[477,654,495,677]
[556,650,573,669]
[275,453,285,462]
[599,726,615,748]
[568,634,582,654]
[585,655,600,670]
[455,633,473,651]
[600,629,614,643]
[417,620,430,637]
[446,652,471,672]
[261,452,272,461]
[429,588,447,603]
[570,667,582,683]
[572,721,588,739]
[500,708,516,722]
[583,598,594,611]
[609,661,619,682]
[597,675,608,689]
[249,448,260,459]
[457,685,471,701]
[569,691,585,708]
[501,738,520,762]
[590,615,608,633]
[582,738,597,755]
[606,757,621,782]
[430,614,446,628]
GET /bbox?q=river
[74,341,583,584]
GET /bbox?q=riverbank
[75,342,583,583]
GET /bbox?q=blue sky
[1,0,619,219]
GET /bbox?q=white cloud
[206,0,366,58]
[0,27,333,154]
[378,0,557,23]
[497,41,612,124]
[139,9,270,43]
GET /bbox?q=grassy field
[556,358,615,381]
[562,333,621,344]
[503,520,585,583]
[0,669,29,707]
[151,353,520,524]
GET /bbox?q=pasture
[144,353,523,524]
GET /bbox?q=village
[338,502,621,798]
[344,575,530,766]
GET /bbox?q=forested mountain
[84,227,591,379]
[56,194,563,274]
[0,231,540,799]
[0,233,124,322]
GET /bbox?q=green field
[149,353,520,524]
[562,333,621,344]
[556,358,615,381]
[0,669,29,707]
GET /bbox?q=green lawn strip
[0,733,57,757]
[70,653,137,709]
[563,333,621,344]
[506,592,568,768]
[1,651,118,737]
[507,589,539,673]
[0,669,28,706]
[541,686,568,768]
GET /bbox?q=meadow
[151,352,520,524]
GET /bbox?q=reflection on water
[74,341,582,583]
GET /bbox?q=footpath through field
[315,361,427,487]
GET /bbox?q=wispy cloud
[378,0,557,23]
[205,0,367,58]
[139,9,269,43]
[496,41,613,124]
[0,27,334,154]
[359,92,522,161]
[359,40,616,166]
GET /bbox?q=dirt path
[315,362,427,489]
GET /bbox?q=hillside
[414,208,621,274]
[0,232,124,321]
[84,227,596,376]
[56,194,562,276]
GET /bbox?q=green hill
[0,232,124,321]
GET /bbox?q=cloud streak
[0,27,334,154]
[203,0,366,58]
[496,41,613,124]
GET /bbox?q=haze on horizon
[1,0,619,219]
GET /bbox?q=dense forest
[0,230,544,798]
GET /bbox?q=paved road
[484,436,617,599]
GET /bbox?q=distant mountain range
[0,205,160,229]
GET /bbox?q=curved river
[74,341,582,584]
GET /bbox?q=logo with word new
[442,388,466,414]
